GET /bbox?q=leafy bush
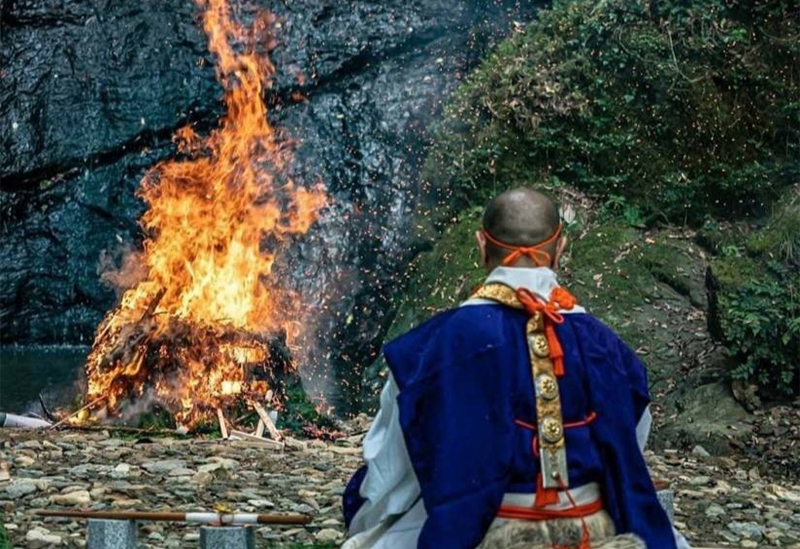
[718,269,799,396]
[425,0,798,223]
[710,190,800,396]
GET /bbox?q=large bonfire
[84,0,326,427]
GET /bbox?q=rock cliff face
[1,0,538,406]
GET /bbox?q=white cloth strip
[184,513,259,524]
[502,482,600,509]
[461,267,587,313]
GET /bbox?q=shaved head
[481,188,561,266]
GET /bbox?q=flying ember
[83,0,327,427]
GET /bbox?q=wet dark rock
[1,0,539,408]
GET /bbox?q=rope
[496,474,597,549]
[482,224,563,267]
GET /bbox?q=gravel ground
[1,424,798,548]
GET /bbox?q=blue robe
[345,303,676,549]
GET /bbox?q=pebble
[25,527,62,547]
[49,490,91,506]
[315,527,343,542]
[5,480,38,498]
[142,459,186,474]
[728,521,765,542]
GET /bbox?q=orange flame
[84,0,326,426]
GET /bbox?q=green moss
[383,207,487,343]
[564,222,704,351]
[696,221,752,256]
[709,256,767,290]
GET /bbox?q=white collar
[461,266,586,313]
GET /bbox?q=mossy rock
[655,380,752,454]
[564,222,709,376]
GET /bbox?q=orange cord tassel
[545,323,565,377]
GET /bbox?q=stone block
[199,526,255,549]
[87,519,138,549]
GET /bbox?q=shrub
[718,269,799,397]
[425,0,798,223]
[709,190,800,396]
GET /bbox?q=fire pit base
[200,526,255,549]
[87,519,138,549]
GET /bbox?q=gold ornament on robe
[472,283,570,489]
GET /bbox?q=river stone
[49,490,91,506]
[315,528,342,542]
[5,481,38,498]
[142,459,186,474]
[26,527,62,547]
[168,467,196,477]
[705,504,726,518]
[727,521,765,542]
[110,463,131,479]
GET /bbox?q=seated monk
[342,188,691,549]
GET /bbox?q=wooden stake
[252,401,282,441]
[255,420,266,438]
[216,408,229,439]
[229,430,284,450]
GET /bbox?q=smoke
[115,389,162,425]
[97,243,148,295]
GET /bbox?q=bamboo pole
[37,509,312,525]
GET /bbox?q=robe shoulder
[383,304,527,391]
[383,303,630,391]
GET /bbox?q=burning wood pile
[79,0,326,431]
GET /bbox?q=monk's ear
[553,235,568,267]
[476,230,488,265]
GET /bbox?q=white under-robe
[343,267,690,549]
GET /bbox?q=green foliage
[746,187,800,266]
[599,194,647,227]
[718,269,799,396]
[710,192,800,396]
[0,519,8,549]
[426,0,798,223]
[278,379,338,434]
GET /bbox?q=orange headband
[481,224,562,267]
